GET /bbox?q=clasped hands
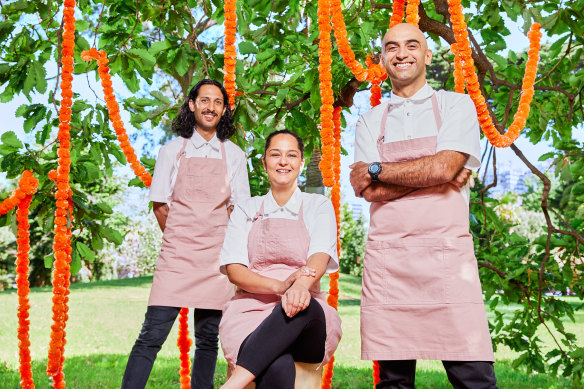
[280,266,316,318]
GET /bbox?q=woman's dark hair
[264,129,305,158]
[171,79,235,141]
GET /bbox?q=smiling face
[263,133,305,191]
[381,23,432,96]
[188,84,226,133]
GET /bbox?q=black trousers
[236,297,327,389]
[121,305,222,389]
[377,359,499,389]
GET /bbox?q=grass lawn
[0,274,578,388]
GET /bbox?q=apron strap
[220,140,229,175]
[378,102,391,144]
[176,137,189,162]
[430,93,442,131]
[253,201,265,222]
[296,201,304,223]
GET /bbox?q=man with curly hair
[122,79,250,389]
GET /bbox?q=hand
[450,168,472,188]
[281,284,311,318]
[279,266,315,294]
[361,183,384,202]
[349,161,372,197]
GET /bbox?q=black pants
[236,297,327,389]
[377,359,499,389]
[121,305,222,389]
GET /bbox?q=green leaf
[239,41,258,55]
[128,48,156,67]
[275,87,289,106]
[95,202,114,214]
[149,40,171,55]
[76,241,96,263]
[1,131,23,149]
[99,226,124,245]
[44,254,54,269]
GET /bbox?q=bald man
[350,23,498,388]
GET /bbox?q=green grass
[0,274,577,388]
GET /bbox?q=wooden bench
[229,362,322,389]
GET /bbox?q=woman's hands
[282,284,312,318]
[279,266,315,294]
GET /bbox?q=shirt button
[406,112,411,116]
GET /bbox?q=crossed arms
[350,150,471,202]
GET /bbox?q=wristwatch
[368,162,382,182]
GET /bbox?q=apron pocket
[365,239,446,305]
[444,237,484,303]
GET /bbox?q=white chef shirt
[148,131,250,206]
[354,83,481,201]
[220,188,339,274]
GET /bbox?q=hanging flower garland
[318,0,335,188]
[452,43,465,94]
[177,308,193,389]
[223,0,237,110]
[0,171,39,215]
[405,0,420,27]
[16,195,35,389]
[81,49,152,187]
[46,0,76,386]
[389,0,406,28]
[0,171,39,389]
[447,0,542,147]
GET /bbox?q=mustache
[202,110,218,116]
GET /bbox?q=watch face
[369,163,381,174]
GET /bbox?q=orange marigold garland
[405,0,420,27]
[46,0,76,386]
[452,43,465,94]
[322,106,343,389]
[2,171,39,389]
[177,308,193,389]
[0,171,39,215]
[223,0,237,110]
[447,0,542,147]
[389,0,406,28]
[81,49,152,187]
[16,195,35,389]
[318,0,335,188]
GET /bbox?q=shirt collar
[264,187,302,216]
[388,82,434,105]
[190,130,220,151]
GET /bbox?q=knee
[134,322,172,348]
[303,298,325,321]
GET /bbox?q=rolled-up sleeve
[307,198,339,273]
[436,94,481,170]
[220,204,251,274]
[148,145,174,203]
[229,151,251,206]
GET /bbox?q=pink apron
[219,201,342,369]
[148,138,234,309]
[360,94,495,361]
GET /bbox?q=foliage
[339,203,367,276]
[0,0,583,383]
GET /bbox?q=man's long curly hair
[171,79,235,141]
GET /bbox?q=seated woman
[218,129,342,389]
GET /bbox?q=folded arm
[225,263,316,295]
[350,150,470,201]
